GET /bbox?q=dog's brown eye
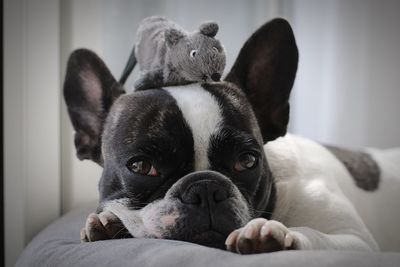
[234,153,258,172]
[127,160,158,176]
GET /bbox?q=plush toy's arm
[134,68,164,90]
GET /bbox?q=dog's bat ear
[225,18,298,143]
[63,49,125,165]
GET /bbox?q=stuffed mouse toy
[119,16,226,90]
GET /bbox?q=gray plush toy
[119,16,226,90]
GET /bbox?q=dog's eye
[190,50,197,57]
[234,153,258,172]
[127,160,158,176]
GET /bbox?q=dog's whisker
[111,227,128,239]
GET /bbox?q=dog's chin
[160,213,239,250]
[192,230,227,249]
[176,229,227,249]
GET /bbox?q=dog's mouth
[186,228,227,249]
[158,207,241,249]
[193,229,223,239]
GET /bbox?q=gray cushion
[17,204,400,267]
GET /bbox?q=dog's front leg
[226,218,378,253]
[225,218,296,254]
[287,226,378,251]
[102,200,151,239]
[81,200,147,242]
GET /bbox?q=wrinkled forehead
[104,83,261,166]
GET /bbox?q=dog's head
[64,18,298,248]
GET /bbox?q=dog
[63,18,400,254]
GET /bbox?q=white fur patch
[166,84,223,171]
[265,134,379,250]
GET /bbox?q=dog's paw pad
[85,213,108,242]
[226,218,296,254]
[81,211,128,242]
[98,210,127,239]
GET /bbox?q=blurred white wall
[289,0,400,149]
[4,1,61,266]
[100,0,284,91]
[60,0,103,215]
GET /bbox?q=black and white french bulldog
[63,18,400,254]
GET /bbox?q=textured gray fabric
[17,204,400,267]
[133,16,226,90]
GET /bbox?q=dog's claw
[284,233,294,249]
[225,228,240,251]
[226,218,296,254]
[80,227,89,242]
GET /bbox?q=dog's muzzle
[168,171,231,207]
[159,171,250,248]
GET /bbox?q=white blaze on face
[166,84,223,171]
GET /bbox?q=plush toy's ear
[63,49,125,165]
[225,18,298,143]
[199,22,219,37]
[165,28,185,46]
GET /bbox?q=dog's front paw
[80,211,129,242]
[225,218,296,254]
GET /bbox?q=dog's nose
[211,73,221,81]
[180,181,229,206]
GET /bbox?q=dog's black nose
[211,73,221,81]
[180,181,229,207]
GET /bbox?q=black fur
[63,49,124,164]
[225,18,299,143]
[99,89,195,206]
